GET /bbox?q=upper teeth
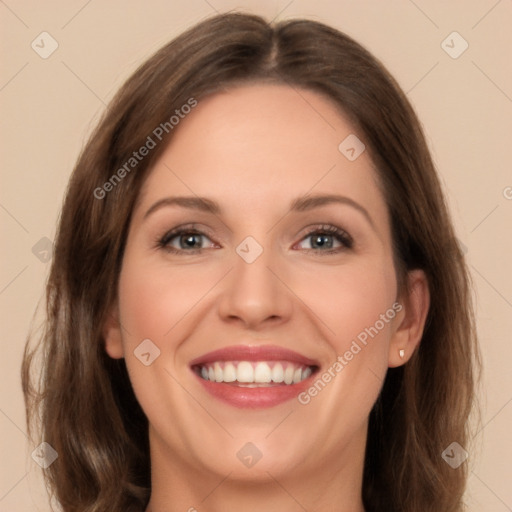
[198,361,313,385]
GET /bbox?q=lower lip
[194,373,313,408]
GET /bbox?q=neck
[144,425,367,512]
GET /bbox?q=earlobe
[102,306,125,359]
[388,269,430,368]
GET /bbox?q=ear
[102,304,125,359]
[388,269,430,368]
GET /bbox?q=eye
[295,225,353,253]
[157,226,217,253]
[156,224,352,255]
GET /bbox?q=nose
[217,244,293,330]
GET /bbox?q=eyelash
[156,224,354,255]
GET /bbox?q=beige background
[1,1,511,510]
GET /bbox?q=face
[104,83,426,489]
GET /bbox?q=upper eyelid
[160,223,216,238]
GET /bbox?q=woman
[22,12,480,512]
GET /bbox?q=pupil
[313,234,332,249]
[182,234,199,248]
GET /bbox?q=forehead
[136,83,388,226]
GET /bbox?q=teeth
[254,362,272,383]
[271,363,284,383]
[214,362,223,382]
[284,365,294,385]
[237,361,254,383]
[223,362,237,382]
[197,360,314,385]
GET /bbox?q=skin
[104,83,430,512]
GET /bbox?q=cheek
[294,261,397,435]
[117,255,220,345]
[115,256,207,440]
[292,254,398,351]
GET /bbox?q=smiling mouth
[189,344,320,407]
[192,360,318,387]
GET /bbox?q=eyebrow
[143,193,375,229]
[289,194,375,229]
[144,196,221,218]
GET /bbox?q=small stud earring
[399,349,405,359]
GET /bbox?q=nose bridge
[217,236,292,327]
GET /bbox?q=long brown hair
[22,12,480,512]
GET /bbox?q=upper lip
[189,344,319,367]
